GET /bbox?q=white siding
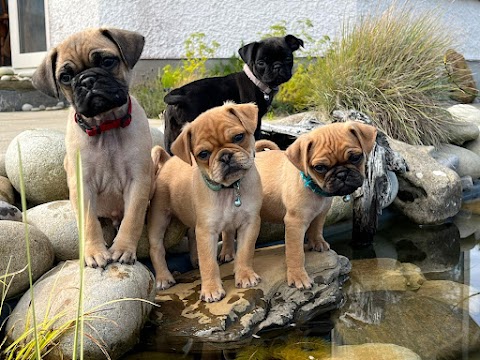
[47,0,480,60]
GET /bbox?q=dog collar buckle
[202,174,242,207]
[74,96,132,137]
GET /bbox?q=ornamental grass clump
[309,5,457,146]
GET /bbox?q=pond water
[123,200,480,359]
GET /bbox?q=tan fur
[255,139,281,152]
[253,122,376,289]
[33,28,153,268]
[148,103,263,302]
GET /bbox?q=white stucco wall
[47,0,480,61]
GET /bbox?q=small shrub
[308,4,456,146]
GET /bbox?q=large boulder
[26,200,115,261]
[26,200,187,261]
[152,245,350,343]
[5,129,68,205]
[389,139,462,224]
[444,49,478,104]
[6,261,156,360]
[432,144,480,180]
[0,220,54,298]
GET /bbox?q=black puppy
[163,35,304,153]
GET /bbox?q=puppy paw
[84,244,111,268]
[218,251,235,264]
[109,243,137,265]
[235,268,261,288]
[287,268,313,290]
[155,272,176,291]
[200,283,226,303]
[308,238,330,252]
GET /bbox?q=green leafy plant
[308,4,456,146]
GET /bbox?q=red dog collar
[75,96,132,136]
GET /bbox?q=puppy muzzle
[257,63,292,87]
[212,149,253,185]
[72,68,128,118]
[324,167,365,196]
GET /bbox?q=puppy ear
[238,41,258,64]
[101,28,145,69]
[164,88,187,105]
[227,103,258,135]
[284,35,304,51]
[32,48,59,99]
[171,125,193,165]
[285,134,312,173]
[347,122,377,154]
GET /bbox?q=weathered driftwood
[261,110,408,244]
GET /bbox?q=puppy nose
[80,75,96,90]
[220,152,233,164]
[336,170,348,181]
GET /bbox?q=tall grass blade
[17,141,41,360]
[72,150,85,360]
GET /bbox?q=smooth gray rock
[447,104,480,126]
[390,140,462,225]
[26,200,187,261]
[0,67,14,76]
[21,103,33,112]
[0,220,54,298]
[432,144,480,179]
[6,261,156,360]
[153,245,350,343]
[444,120,479,146]
[5,129,68,205]
[0,201,21,221]
[26,200,116,261]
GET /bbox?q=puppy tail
[255,139,281,152]
[151,145,171,175]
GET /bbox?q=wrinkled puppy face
[286,121,377,196]
[32,28,144,118]
[171,103,258,187]
[238,35,304,88]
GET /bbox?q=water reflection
[124,201,480,359]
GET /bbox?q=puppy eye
[313,164,328,174]
[349,153,363,164]
[59,73,73,85]
[233,133,244,143]
[256,60,266,67]
[101,57,117,69]
[197,150,211,160]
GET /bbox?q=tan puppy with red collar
[255,121,376,289]
[148,103,262,302]
[32,28,153,268]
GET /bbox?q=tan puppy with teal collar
[255,121,377,289]
[148,102,262,303]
